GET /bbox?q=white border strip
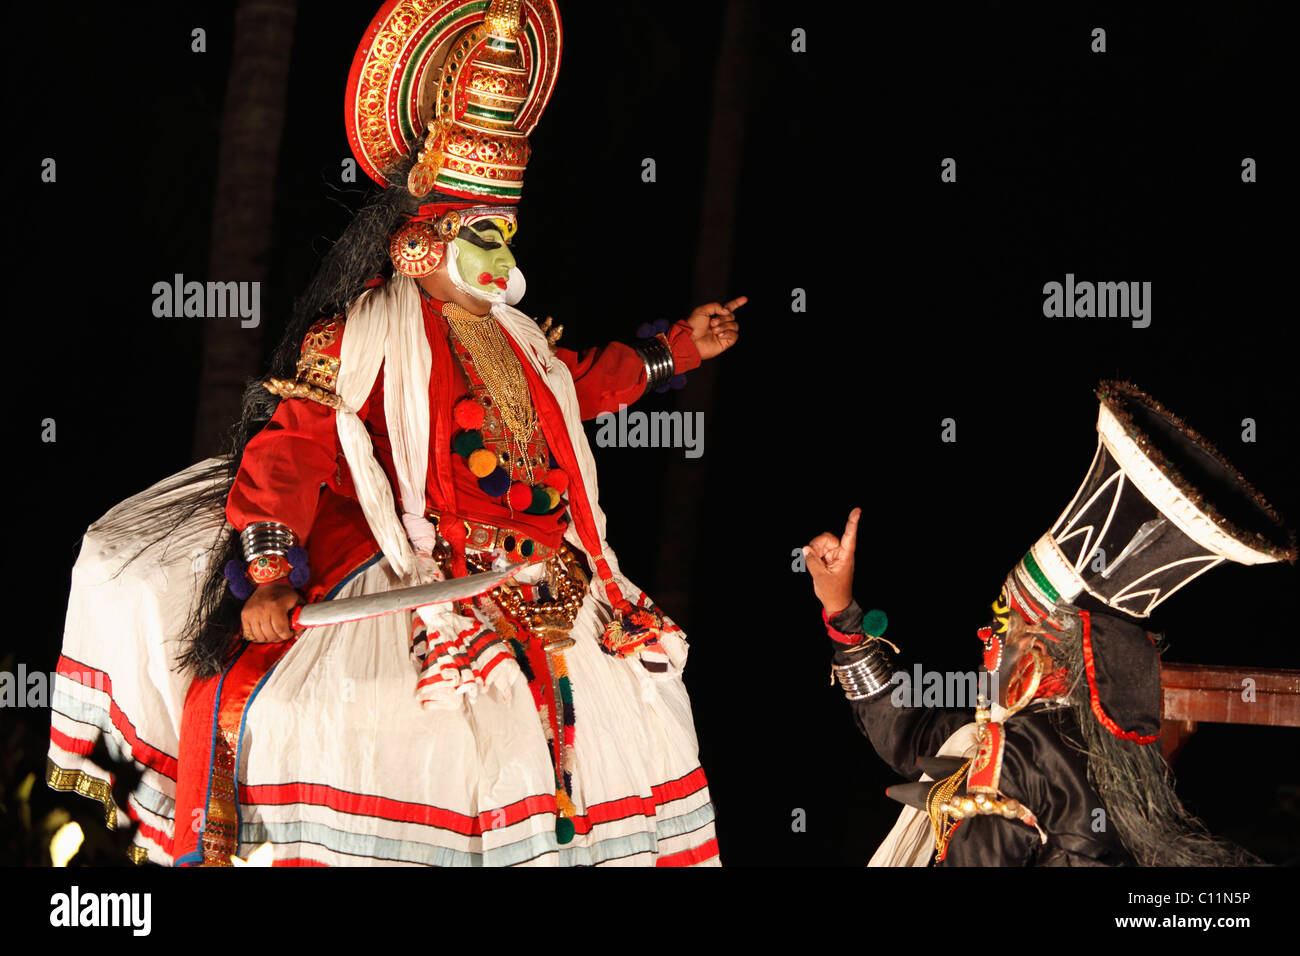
[1097,404,1277,565]
[1030,533,1087,602]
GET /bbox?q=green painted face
[452,220,516,298]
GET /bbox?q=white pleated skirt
[236,557,719,866]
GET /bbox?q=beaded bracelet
[224,545,310,600]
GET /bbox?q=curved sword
[290,566,517,629]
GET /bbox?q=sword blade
[293,567,516,629]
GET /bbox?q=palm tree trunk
[192,0,298,460]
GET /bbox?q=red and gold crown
[345,0,562,202]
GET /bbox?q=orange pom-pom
[453,398,485,430]
[467,448,498,478]
[508,482,533,510]
[543,468,569,494]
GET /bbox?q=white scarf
[333,273,622,595]
[867,722,981,867]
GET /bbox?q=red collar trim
[499,325,630,612]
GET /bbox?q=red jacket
[226,293,701,601]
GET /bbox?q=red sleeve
[553,320,702,420]
[226,316,358,541]
[226,396,341,541]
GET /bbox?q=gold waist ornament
[445,545,589,653]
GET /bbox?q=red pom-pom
[508,482,533,510]
[543,468,569,494]
[453,398,485,430]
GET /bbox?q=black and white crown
[1008,382,1294,621]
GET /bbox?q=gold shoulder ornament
[265,317,345,409]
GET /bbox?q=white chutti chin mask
[445,242,526,306]
[504,267,526,305]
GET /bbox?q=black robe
[831,602,1134,866]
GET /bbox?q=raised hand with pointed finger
[685,295,745,360]
[803,507,861,617]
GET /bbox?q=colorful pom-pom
[544,487,562,510]
[478,468,511,498]
[652,317,671,334]
[467,448,498,478]
[453,398,485,430]
[525,485,551,514]
[286,546,310,589]
[635,322,656,339]
[508,482,533,510]
[543,467,569,494]
[224,559,255,601]
[654,373,688,394]
[555,816,575,844]
[862,608,889,638]
[628,607,658,631]
[452,430,484,457]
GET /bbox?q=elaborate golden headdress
[345,0,562,202]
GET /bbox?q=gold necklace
[443,302,538,484]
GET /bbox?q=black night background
[4,0,1295,892]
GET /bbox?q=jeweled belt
[427,510,557,563]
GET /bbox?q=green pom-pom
[555,817,575,844]
[524,484,551,514]
[452,430,484,457]
[862,608,888,637]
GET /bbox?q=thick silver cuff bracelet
[632,335,676,392]
[240,521,299,562]
[832,643,894,701]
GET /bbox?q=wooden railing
[1159,663,1300,763]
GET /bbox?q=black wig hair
[1042,615,1260,866]
[121,146,474,676]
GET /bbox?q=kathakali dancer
[804,381,1294,866]
[47,0,741,866]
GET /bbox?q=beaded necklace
[436,298,570,516]
[444,301,538,485]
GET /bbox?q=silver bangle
[240,521,299,562]
[831,644,893,701]
[632,334,676,392]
